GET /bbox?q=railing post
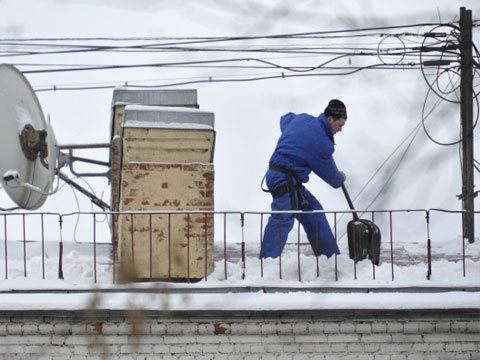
[168,213,172,281]
[389,211,394,281]
[297,216,301,282]
[333,212,338,281]
[315,213,320,278]
[3,215,7,280]
[22,214,27,277]
[149,213,153,280]
[41,214,45,280]
[223,213,228,280]
[58,215,64,280]
[241,213,246,280]
[204,213,208,281]
[426,210,432,280]
[278,214,282,280]
[259,213,264,278]
[186,213,191,282]
[112,212,117,284]
[372,212,376,281]
[93,213,97,284]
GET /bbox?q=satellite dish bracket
[57,143,111,180]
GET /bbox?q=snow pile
[0,237,478,311]
[0,237,478,289]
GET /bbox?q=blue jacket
[267,112,344,190]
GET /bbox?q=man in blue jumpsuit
[260,99,347,259]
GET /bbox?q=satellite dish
[47,115,57,191]
[0,64,110,211]
[0,64,53,209]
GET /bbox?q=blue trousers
[261,185,340,259]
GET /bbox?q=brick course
[0,309,478,359]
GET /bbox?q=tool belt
[262,164,303,210]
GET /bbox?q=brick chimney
[109,89,215,282]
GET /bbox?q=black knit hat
[324,99,347,119]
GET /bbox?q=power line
[0,22,459,60]
[0,21,458,43]
[0,21,464,98]
[2,18,478,217]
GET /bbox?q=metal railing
[0,209,477,286]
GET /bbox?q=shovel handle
[341,184,359,221]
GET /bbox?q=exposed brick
[356,322,373,334]
[291,323,308,335]
[150,323,167,335]
[164,344,186,354]
[435,321,452,332]
[117,323,132,335]
[0,336,25,345]
[65,335,95,346]
[72,345,89,355]
[323,322,340,333]
[340,322,356,333]
[347,343,364,352]
[21,324,39,335]
[217,344,235,354]
[23,345,49,357]
[100,323,118,335]
[27,336,53,345]
[466,321,480,333]
[152,344,170,353]
[54,322,72,335]
[196,335,229,344]
[412,342,429,352]
[0,311,478,359]
[427,342,446,351]
[246,323,262,334]
[274,323,292,335]
[119,344,139,354]
[295,334,327,343]
[391,334,423,343]
[362,334,392,343]
[387,322,404,333]
[4,345,25,355]
[363,343,381,353]
[330,343,348,352]
[197,323,212,335]
[418,321,436,333]
[389,355,408,360]
[371,322,388,333]
[424,333,456,343]
[403,321,420,333]
[450,321,468,333]
[406,354,424,360]
[327,334,359,343]
[6,324,22,335]
[260,323,277,335]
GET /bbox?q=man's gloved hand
[340,171,346,182]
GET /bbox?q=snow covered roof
[112,88,198,107]
[0,239,478,312]
[122,105,214,130]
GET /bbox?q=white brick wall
[0,310,478,359]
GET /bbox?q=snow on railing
[0,209,478,287]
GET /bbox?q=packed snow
[0,0,479,312]
[0,229,478,312]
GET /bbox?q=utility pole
[460,7,475,244]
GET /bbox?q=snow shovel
[341,184,381,265]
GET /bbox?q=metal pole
[460,7,475,244]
